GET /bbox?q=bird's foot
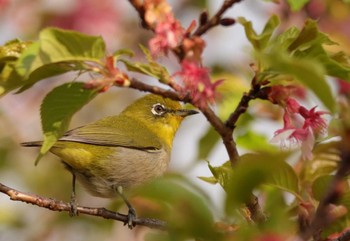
[125,206,137,229]
[69,195,79,216]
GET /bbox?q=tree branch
[193,0,243,36]
[0,182,166,230]
[330,229,350,241]
[225,84,270,130]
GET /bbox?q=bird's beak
[174,109,199,117]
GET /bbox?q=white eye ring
[151,103,166,116]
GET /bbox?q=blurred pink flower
[271,96,328,160]
[149,13,184,56]
[173,60,223,108]
[337,79,350,95]
[49,0,120,47]
[0,0,9,11]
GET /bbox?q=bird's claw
[125,206,137,229]
[69,196,79,216]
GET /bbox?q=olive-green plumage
[22,94,197,199]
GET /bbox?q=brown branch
[330,229,350,241]
[127,0,150,30]
[225,84,270,129]
[193,0,243,36]
[0,182,166,230]
[129,78,185,102]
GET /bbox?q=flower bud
[220,18,236,26]
[199,10,208,26]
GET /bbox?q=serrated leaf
[238,15,279,51]
[288,19,335,53]
[207,161,233,191]
[275,26,301,50]
[15,28,105,89]
[36,82,97,164]
[39,27,105,63]
[299,45,350,82]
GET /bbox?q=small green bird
[22,94,198,228]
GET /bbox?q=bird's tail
[21,141,43,147]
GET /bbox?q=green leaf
[236,130,278,153]
[263,50,335,112]
[36,82,97,164]
[275,26,301,51]
[0,40,32,96]
[121,45,171,84]
[135,175,221,240]
[287,0,310,11]
[301,141,340,182]
[15,28,105,90]
[39,27,105,63]
[0,39,32,62]
[238,15,280,51]
[206,161,233,191]
[288,20,335,53]
[312,175,350,202]
[312,175,334,201]
[197,127,220,160]
[113,48,134,59]
[0,63,24,96]
[226,153,300,209]
[299,45,350,81]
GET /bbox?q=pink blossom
[271,96,328,160]
[173,60,223,108]
[149,14,185,56]
[85,56,129,92]
[269,86,328,159]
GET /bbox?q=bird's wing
[59,116,162,151]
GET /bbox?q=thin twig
[128,0,151,30]
[225,84,270,129]
[193,0,243,36]
[0,182,166,230]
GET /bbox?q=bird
[21,94,198,228]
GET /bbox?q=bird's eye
[151,103,166,116]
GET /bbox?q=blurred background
[1,0,350,240]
